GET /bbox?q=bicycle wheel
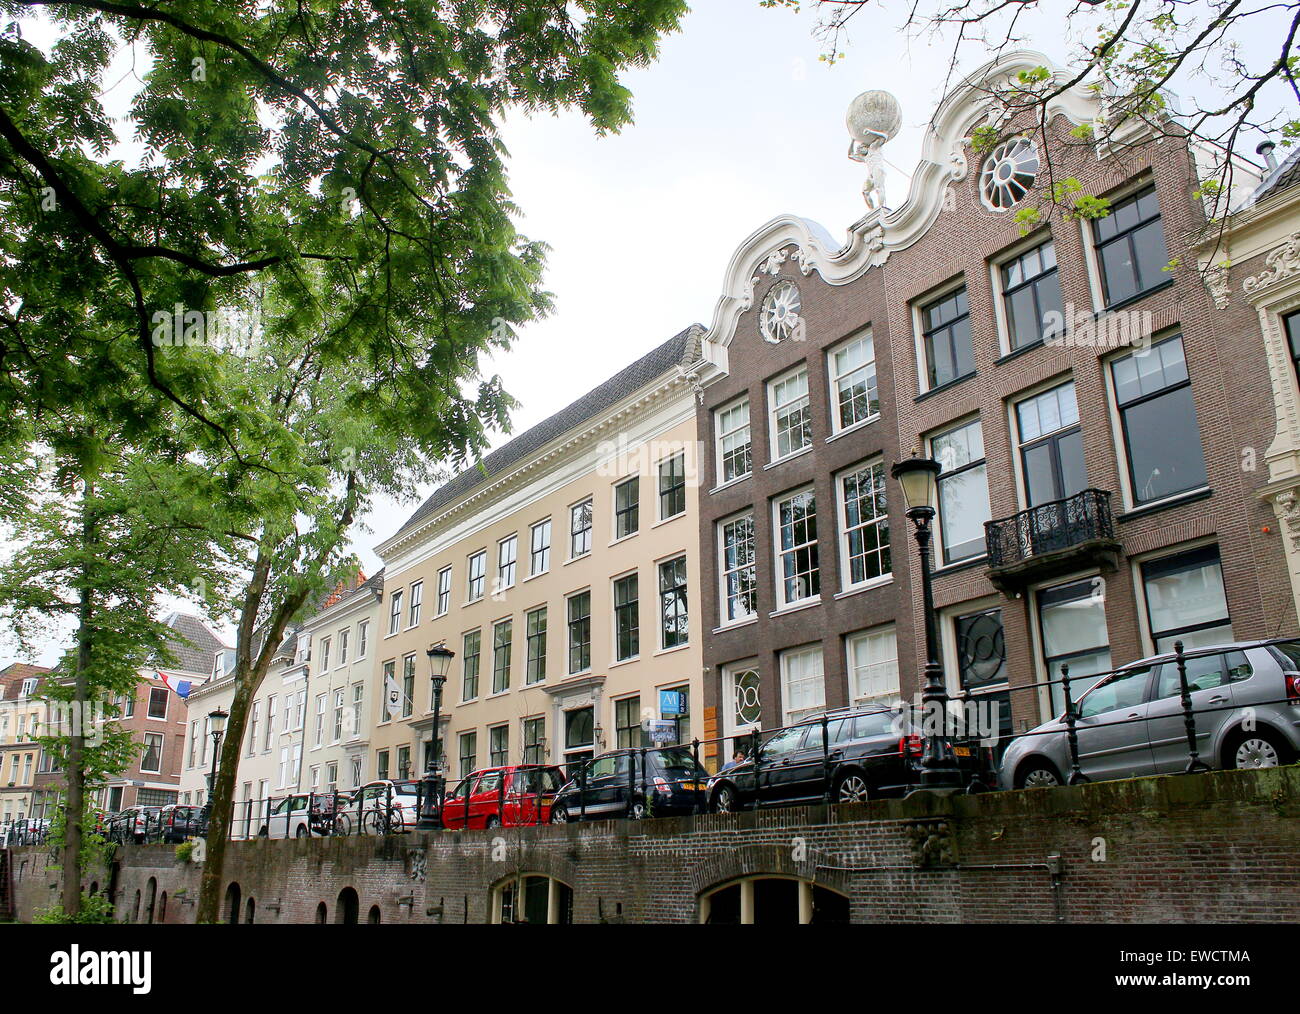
[332,812,353,837]
[361,809,387,836]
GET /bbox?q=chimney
[1257,139,1278,172]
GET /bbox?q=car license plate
[952,746,971,758]
[539,795,553,804]
[681,783,704,791]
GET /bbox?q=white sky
[3,1,1288,665]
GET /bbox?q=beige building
[372,328,705,785]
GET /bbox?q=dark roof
[392,326,703,539]
[158,613,227,675]
[1248,147,1300,205]
[0,663,52,700]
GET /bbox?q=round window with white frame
[979,136,1039,211]
[760,280,802,344]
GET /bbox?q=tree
[770,0,1297,246]
[0,0,690,922]
[0,406,230,919]
[0,0,690,455]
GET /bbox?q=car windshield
[652,747,700,773]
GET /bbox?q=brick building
[691,50,1296,776]
[0,663,52,826]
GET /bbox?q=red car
[441,764,566,830]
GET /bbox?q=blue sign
[659,690,686,716]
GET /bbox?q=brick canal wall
[9,767,1299,924]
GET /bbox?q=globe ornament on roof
[846,89,902,212]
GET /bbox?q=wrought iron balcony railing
[984,488,1118,579]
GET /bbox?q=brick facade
[10,766,1298,924]
[692,54,1295,760]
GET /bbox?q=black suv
[550,747,711,823]
[708,706,996,812]
[157,804,208,843]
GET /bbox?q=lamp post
[417,644,455,830]
[206,707,229,805]
[890,455,962,790]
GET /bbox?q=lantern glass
[208,708,229,737]
[891,457,941,512]
[427,644,455,680]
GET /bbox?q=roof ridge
[388,324,704,542]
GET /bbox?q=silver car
[1000,640,1300,789]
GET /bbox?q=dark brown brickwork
[10,766,1298,923]
[695,110,1295,745]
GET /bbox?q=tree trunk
[62,478,95,918]
[195,672,255,924]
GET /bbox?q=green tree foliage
[0,404,232,917]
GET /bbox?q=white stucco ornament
[847,89,902,211]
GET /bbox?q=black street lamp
[206,707,229,805]
[417,644,455,830]
[891,455,963,790]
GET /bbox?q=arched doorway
[89,881,98,896]
[245,897,256,924]
[335,887,359,924]
[492,874,574,924]
[131,890,141,923]
[158,892,167,923]
[224,882,242,925]
[367,905,381,924]
[144,878,157,924]
[700,877,850,924]
[315,902,328,924]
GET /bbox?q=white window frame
[388,591,403,636]
[467,550,487,603]
[827,329,879,435]
[356,620,369,660]
[772,486,820,610]
[717,511,758,628]
[912,277,970,396]
[436,566,452,616]
[767,365,812,463]
[845,624,900,704]
[714,396,752,487]
[529,518,552,577]
[498,534,518,591]
[779,645,825,725]
[408,581,423,627]
[927,416,991,568]
[835,458,892,594]
[569,498,594,561]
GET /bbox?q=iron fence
[48,638,1300,845]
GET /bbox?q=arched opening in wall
[89,881,98,896]
[245,897,256,924]
[144,877,157,924]
[699,877,850,925]
[130,890,141,923]
[491,874,574,925]
[224,882,241,925]
[315,902,328,924]
[335,887,359,925]
[367,905,381,924]
[158,892,167,923]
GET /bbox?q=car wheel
[834,770,871,804]
[549,803,568,825]
[1016,760,1062,789]
[628,799,647,820]
[1229,730,1290,769]
[712,784,738,814]
[295,825,309,839]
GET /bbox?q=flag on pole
[384,671,405,720]
[156,671,194,699]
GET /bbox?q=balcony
[984,488,1121,592]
